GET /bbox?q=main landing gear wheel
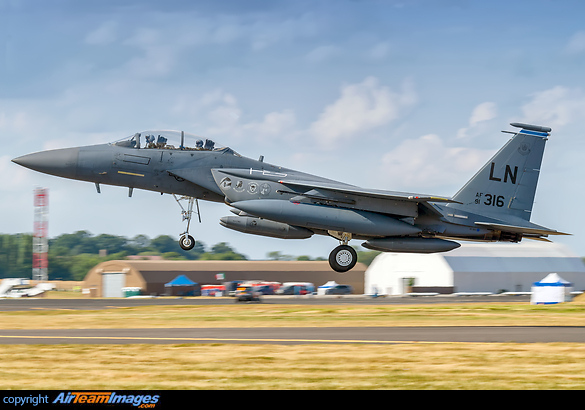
[179,235,195,251]
[329,245,357,273]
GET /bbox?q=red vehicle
[201,285,226,297]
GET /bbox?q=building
[365,242,585,295]
[83,260,366,297]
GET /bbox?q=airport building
[83,260,366,297]
[365,242,585,295]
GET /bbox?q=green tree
[267,251,293,261]
[150,235,178,254]
[211,242,234,254]
[355,249,381,266]
[200,242,247,260]
[0,234,33,278]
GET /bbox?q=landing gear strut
[328,231,357,273]
[173,195,201,251]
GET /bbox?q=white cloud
[520,86,585,129]
[203,92,242,135]
[565,31,585,54]
[243,109,296,139]
[0,155,32,190]
[174,89,295,144]
[121,28,177,78]
[366,41,390,60]
[379,134,492,192]
[457,101,497,139]
[85,21,118,45]
[305,45,343,63]
[0,111,28,133]
[309,77,417,147]
[469,102,497,125]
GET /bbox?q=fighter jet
[12,122,568,272]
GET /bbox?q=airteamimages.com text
[2,392,160,408]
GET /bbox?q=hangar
[83,260,366,297]
[365,242,585,295]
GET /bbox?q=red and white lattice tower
[33,188,49,282]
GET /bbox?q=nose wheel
[173,194,201,251]
[179,234,196,251]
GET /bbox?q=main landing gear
[173,195,201,251]
[328,231,357,273]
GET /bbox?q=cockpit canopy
[111,130,239,156]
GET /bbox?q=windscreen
[111,130,239,156]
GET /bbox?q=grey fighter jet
[12,123,568,272]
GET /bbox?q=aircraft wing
[213,168,459,204]
[474,222,571,237]
[277,179,461,204]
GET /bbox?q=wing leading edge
[277,179,461,204]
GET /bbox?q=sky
[1,0,585,260]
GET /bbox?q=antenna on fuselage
[180,131,185,150]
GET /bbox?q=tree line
[0,231,382,281]
[0,231,247,281]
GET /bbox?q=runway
[0,326,584,344]
[0,296,577,345]
[0,294,531,311]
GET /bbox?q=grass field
[3,301,585,329]
[3,343,585,390]
[2,299,585,389]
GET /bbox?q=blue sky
[1,0,584,259]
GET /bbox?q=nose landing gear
[328,231,358,273]
[179,234,196,251]
[173,195,201,251]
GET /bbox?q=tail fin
[449,122,551,221]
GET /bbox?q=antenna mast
[33,188,49,282]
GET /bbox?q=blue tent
[164,274,197,287]
[164,275,200,296]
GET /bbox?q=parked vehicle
[276,284,314,295]
[225,280,244,297]
[325,284,353,295]
[201,285,226,297]
[234,284,262,303]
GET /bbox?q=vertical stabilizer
[449,123,550,221]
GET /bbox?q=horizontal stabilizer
[474,222,570,237]
[523,236,553,242]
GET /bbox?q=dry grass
[2,302,585,329]
[2,343,585,389]
[3,301,585,389]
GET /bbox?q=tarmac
[0,326,584,345]
[1,294,582,345]
[0,294,532,311]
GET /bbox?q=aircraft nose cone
[12,147,80,179]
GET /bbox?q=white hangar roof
[443,241,577,258]
[441,242,585,273]
[365,242,585,295]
